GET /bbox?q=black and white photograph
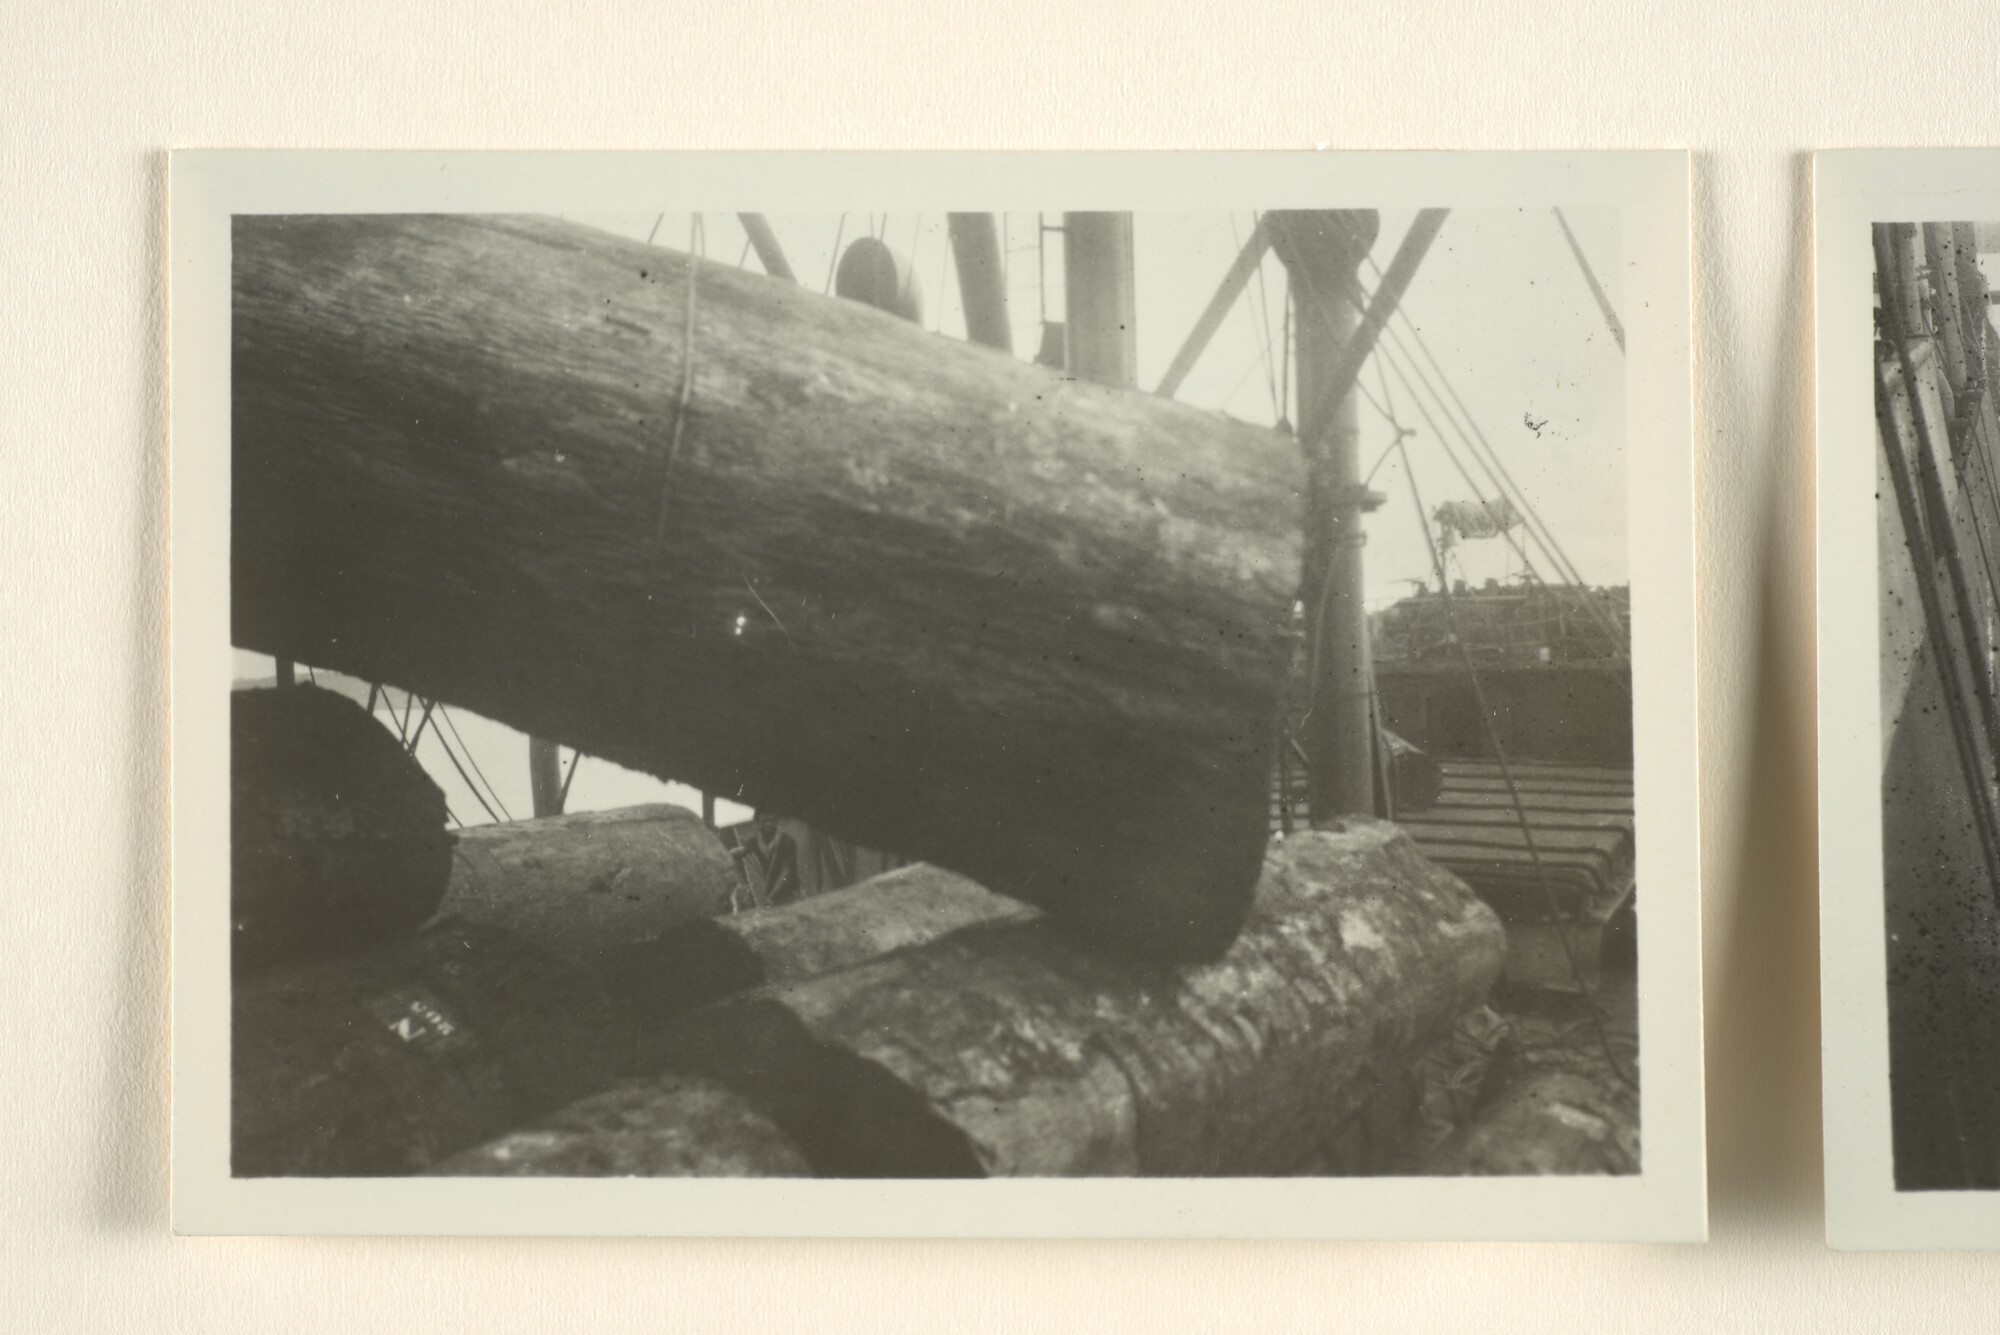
[170,151,1700,1238]
[1819,151,2000,1248]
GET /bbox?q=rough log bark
[623,862,1034,1023]
[652,820,1506,1177]
[232,920,625,1176]
[433,804,737,983]
[426,1074,811,1177]
[231,214,1306,962]
[1424,1070,1640,1175]
[231,684,454,977]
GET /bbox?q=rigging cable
[556,746,584,812]
[439,705,513,823]
[1374,285,1596,593]
[654,213,705,545]
[1392,426,1637,1090]
[1379,337,1632,687]
[426,722,503,825]
[404,697,438,754]
[1359,256,1628,645]
[1234,212,1282,422]
[1875,348,2000,898]
[1250,213,1284,421]
[1879,227,2000,757]
[1369,320,1631,666]
[1288,264,1557,596]
[1280,277,1294,427]
[1552,207,1625,354]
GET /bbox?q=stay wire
[438,705,512,823]
[1359,255,1624,641]
[1288,265,1553,592]
[1375,301,1592,593]
[1250,213,1283,421]
[1372,328,1631,674]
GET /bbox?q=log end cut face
[231,684,455,977]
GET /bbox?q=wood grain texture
[231,214,1307,961]
[653,820,1506,1177]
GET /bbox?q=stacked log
[617,862,1034,1023]
[231,213,1307,962]
[232,920,626,1176]
[434,804,736,983]
[231,684,454,976]
[1426,1070,1640,1176]
[653,820,1506,1177]
[427,1075,810,1177]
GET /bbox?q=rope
[1359,256,1627,649]
[1393,429,1636,1090]
[654,214,705,546]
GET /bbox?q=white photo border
[171,150,1700,1239]
[1815,148,2000,1250]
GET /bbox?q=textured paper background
[4,0,1992,1326]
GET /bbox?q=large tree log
[426,1075,811,1177]
[620,862,1035,1022]
[231,684,454,976]
[434,804,737,976]
[1425,1070,1640,1176]
[652,820,1506,1177]
[230,214,1305,962]
[232,920,625,1176]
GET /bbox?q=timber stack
[227,210,1569,1179]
